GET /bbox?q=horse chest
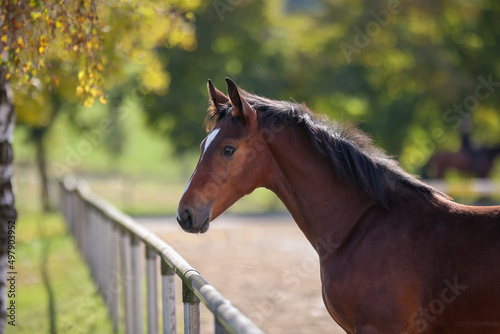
[319,254,417,332]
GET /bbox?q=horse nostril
[177,208,193,231]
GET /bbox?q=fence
[59,177,264,334]
[425,179,500,198]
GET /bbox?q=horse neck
[264,126,378,259]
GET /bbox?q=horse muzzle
[176,206,211,234]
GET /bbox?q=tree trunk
[33,130,51,212]
[0,67,18,333]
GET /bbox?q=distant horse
[177,78,500,333]
[424,145,500,179]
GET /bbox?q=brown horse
[424,147,500,179]
[177,78,500,334]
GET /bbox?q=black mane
[206,91,447,208]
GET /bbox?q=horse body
[264,114,500,333]
[320,198,500,333]
[177,78,500,333]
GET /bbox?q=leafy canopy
[1,0,106,106]
[1,0,199,110]
[146,0,500,174]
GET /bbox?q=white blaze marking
[178,171,196,221]
[182,171,195,197]
[178,128,220,220]
[202,128,220,157]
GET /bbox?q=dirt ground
[140,214,346,334]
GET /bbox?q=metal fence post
[85,205,93,275]
[101,216,112,314]
[146,247,159,334]
[96,210,103,286]
[183,280,200,334]
[161,261,176,334]
[100,213,108,292]
[122,229,134,334]
[131,235,144,334]
[110,223,120,333]
[76,192,86,254]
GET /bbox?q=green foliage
[144,0,500,174]
[40,96,185,177]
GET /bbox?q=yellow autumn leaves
[2,0,199,107]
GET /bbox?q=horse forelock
[205,101,247,133]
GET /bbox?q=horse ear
[207,79,229,108]
[225,78,257,129]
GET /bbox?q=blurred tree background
[9,0,500,215]
[145,0,500,170]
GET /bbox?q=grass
[9,211,113,334]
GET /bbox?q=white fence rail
[59,177,264,334]
[425,179,500,198]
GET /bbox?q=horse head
[176,78,274,233]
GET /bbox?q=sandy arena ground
[139,214,345,334]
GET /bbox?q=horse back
[411,201,500,333]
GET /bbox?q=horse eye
[221,146,236,157]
